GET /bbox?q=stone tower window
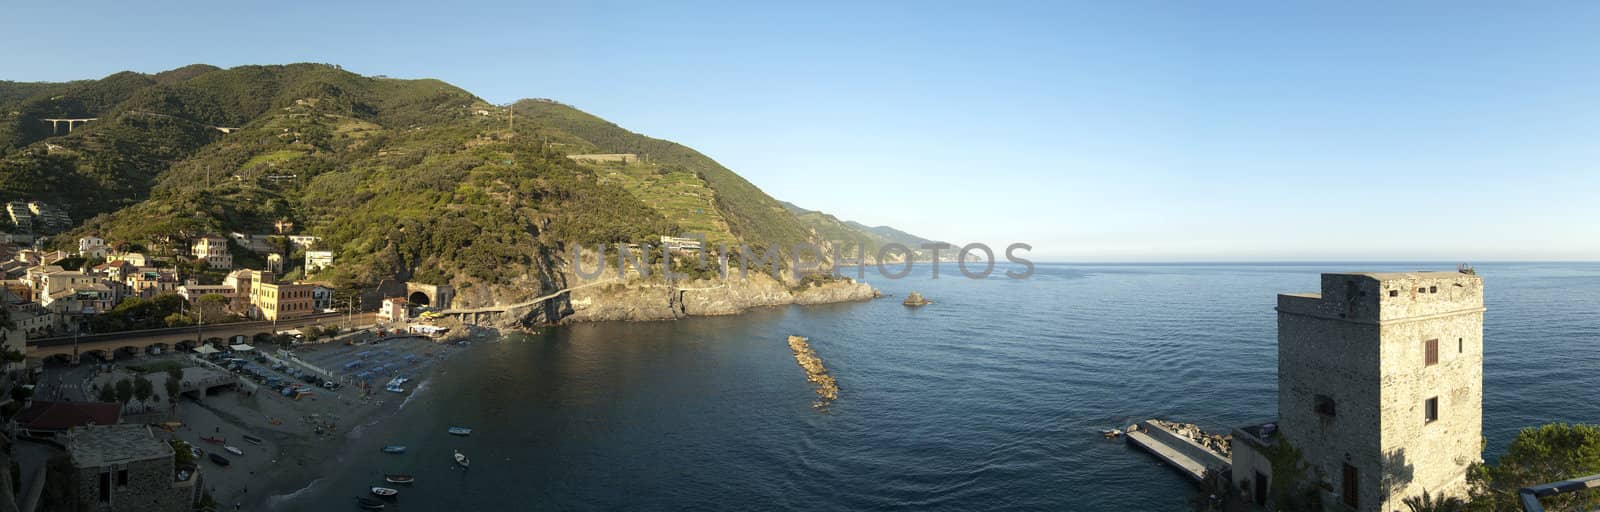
[1314,394,1337,417]
[1430,286,1438,293]
[1389,290,1399,298]
[1425,397,1439,423]
[1342,463,1359,508]
[1459,338,1463,353]
[1425,339,1439,366]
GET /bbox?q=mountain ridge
[0,63,933,312]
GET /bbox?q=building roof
[1337,271,1476,281]
[68,424,172,467]
[17,400,121,431]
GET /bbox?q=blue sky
[4,1,1598,261]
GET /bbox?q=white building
[191,236,233,270]
[77,236,107,260]
[305,251,334,273]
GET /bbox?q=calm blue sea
[273,262,1600,511]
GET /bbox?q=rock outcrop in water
[787,335,838,406]
[902,291,931,307]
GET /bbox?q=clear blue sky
[5,1,1598,261]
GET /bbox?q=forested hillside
[0,64,933,306]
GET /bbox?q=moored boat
[453,450,470,468]
[381,445,407,454]
[447,426,472,436]
[208,453,230,466]
[201,436,225,444]
[224,445,244,456]
[242,434,263,445]
[370,487,399,497]
[355,496,385,510]
[383,474,414,484]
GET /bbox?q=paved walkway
[1125,419,1230,482]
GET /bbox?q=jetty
[787,335,838,405]
[1124,419,1230,482]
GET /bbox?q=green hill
[0,64,936,303]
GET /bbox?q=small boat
[224,445,244,456]
[381,445,407,454]
[370,487,399,497]
[355,496,385,510]
[447,426,472,436]
[208,453,230,466]
[385,384,404,393]
[242,434,263,445]
[200,436,225,444]
[383,474,415,484]
[454,450,470,468]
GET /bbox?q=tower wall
[1275,271,1483,511]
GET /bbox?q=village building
[378,297,410,323]
[65,424,200,512]
[660,235,704,251]
[176,284,237,304]
[287,235,321,250]
[1231,271,1484,511]
[114,252,149,267]
[190,235,232,270]
[308,284,334,311]
[304,250,334,273]
[242,270,315,321]
[124,269,179,300]
[16,401,121,439]
[79,236,108,259]
[27,200,71,232]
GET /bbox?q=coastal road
[27,312,378,361]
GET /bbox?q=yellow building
[243,270,315,321]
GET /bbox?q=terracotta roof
[17,401,121,431]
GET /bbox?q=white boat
[370,487,399,497]
[447,426,472,436]
[385,384,405,393]
[224,445,243,456]
[454,450,470,468]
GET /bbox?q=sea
[273,262,1600,511]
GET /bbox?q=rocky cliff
[559,272,878,323]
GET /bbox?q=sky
[4,1,1598,261]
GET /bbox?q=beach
[142,331,482,511]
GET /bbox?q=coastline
[237,284,878,510]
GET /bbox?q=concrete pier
[1125,419,1230,482]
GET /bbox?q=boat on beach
[370,487,399,497]
[447,426,472,436]
[200,436,225,444]
[242,434,263,445]
[355,496,386,509]
[383,474,415,484]
[224,445,244,456]
[454,450,470,468]
[208,453,230,466]
[382,445,407,454]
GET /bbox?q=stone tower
[1274,271,1484,510]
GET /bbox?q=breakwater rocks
[1150,419,1232,457]
[787,335,838,406]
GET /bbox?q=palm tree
[1404,491,1466,512]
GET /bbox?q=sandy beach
[134,331,483,511]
